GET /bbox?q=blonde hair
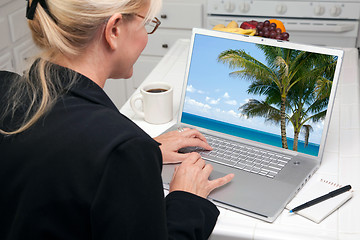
[0,0,162,135]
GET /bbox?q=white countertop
[120,39,360,240]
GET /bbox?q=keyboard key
[200,133,293,178]
[243,166,252,172]
[234,162,246,169]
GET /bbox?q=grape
[255,20,289,40]
[281,32,290,40]
[257,22,264,30]
[269,31,277,39]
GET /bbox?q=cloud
[314,121,324,130]
[185,98,211,110]
[187,85,196,93]
[225,100,237,106]
[223,92,230,98]
[186,85,206,94]
[206,97,221,105]
[227,110,242,118]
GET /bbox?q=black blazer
[0,67,219,240]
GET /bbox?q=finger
[179,138,213,150]
[202,163,214,178]
[208,173,235,190]
[194,157,206,169]
[183,152,202,164]
[182,129,208,143]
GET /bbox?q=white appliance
[206,0,360,48]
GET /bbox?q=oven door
[207,16,359,47]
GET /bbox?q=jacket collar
[45,62,120,112]
[68,72,119,112]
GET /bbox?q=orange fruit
[269,19,286,32]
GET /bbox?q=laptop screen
[181,31,342,157]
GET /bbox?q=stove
[206,0,360,48]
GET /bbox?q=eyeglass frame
[134,14,161,34]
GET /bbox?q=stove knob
[276,4,287,15]
[314,5,325,16]
[239,2,250,13]
[330,5,342,17]
[224,1,235,13]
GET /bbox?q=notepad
[286,178,353,223]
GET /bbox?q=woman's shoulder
[0,71,20,86]
[49,97,154,148]
[0,70,19,78]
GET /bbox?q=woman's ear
[104,13,123,50]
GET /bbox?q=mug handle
[130,93,145,118]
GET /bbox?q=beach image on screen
[181,34,338,157]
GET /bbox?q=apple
[240,21,257,29]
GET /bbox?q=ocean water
[181,112,320,157]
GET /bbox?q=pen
[289,185,352,213]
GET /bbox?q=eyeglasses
[135,14,161,34]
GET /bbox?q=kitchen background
[1,0,360,109]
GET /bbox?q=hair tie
[26,0,57,23]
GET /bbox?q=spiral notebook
[286,178,353,223]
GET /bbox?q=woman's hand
[154,128,213,164]
[169,153,234,198]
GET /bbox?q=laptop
[161,28,344,222]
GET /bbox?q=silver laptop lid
[178,28,344,162]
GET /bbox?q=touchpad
[209,170,227,181]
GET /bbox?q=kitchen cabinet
[0,0,39,74]
[107,0,206,108]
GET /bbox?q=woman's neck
[53,43,110,88]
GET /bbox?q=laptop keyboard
[190,133,292,178]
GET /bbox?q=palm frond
[218,49,279,85]
[315,77,332,100]
[239,99,282,125]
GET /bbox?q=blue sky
[183,34,326,144]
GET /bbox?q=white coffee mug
[130,82,173,124]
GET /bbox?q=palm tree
[218,45,336,150]
[286,54,337,150]
[240,73,330,151]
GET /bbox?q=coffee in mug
[146,88,168,93]
[130,82,173,124]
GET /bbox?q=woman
[0,0,233,239]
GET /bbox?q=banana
[212,27,256,36]
[227,20,238,28]
[212,20,257,36]
[213,24,226,29]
